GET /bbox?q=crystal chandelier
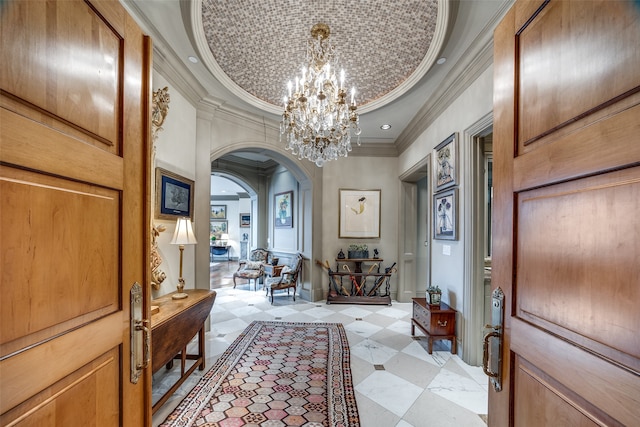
[280,23,361,167]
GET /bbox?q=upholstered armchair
[264,253,303,304]
[233,248,269,290]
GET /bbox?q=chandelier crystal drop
[280,23,361,167]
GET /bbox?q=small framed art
[210,220,228,240]
[274,191,293,228]
[433,188,457,240]
[433,133,458,192]
[155,167,194,220]
[210,205,227,219]
[239,213,251,228]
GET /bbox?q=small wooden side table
[151,289,216,413]
[411,298,457,354]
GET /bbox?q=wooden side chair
[264,253,303,304]
[233,248,269,290]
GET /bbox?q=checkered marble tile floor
[152,284,488,426]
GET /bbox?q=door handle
[483,328,501,378]
[130,282,150,384]
[482,287,504,392]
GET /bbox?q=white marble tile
[376,306,412,319]
[210,318,250,335]
[344,320,383,338]
[228,305,262,317]
[350,338,398,365]
[427,368,488,414]
[263,305,299,317]
[356,371,424,418]
[452,355,489,388]
[395,420,415,427]
[386,319,413,335]
[300,306,335,318]
[400,341,452,368]
[337,306,375,318]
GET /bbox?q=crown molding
[121,0,207,106]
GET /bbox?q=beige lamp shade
[170,217,198,245]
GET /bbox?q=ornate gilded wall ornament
[151,86,170,142]
[150,223,167,290]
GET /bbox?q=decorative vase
[428,291,442,306]
[348,250,369,259]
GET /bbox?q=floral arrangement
[427,284,441,293]
[427,285,442,305]
[348,244,369,259]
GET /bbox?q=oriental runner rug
[160,321,361,427]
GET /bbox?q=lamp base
[172,292,188,300]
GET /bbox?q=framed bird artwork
[339,189,381,238]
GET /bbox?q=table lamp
[221,233,229,246]
[170,217,198,299]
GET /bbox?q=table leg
[198,326,206,370]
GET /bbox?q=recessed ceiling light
[380,124,391,130]
[436,57,446,65]
[188,56,198,63]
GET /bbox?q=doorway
[462,113,493,366]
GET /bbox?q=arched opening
[208,148,322,302]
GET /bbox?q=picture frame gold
[155,167,194,220]
[211,205,227,219]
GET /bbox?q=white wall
[321,156,400,297]
[398,65,494,310]
[151,72,198,299]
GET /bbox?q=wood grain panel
[0,313,121,416]
[0,107,124,190]
[517,0,640,147]
[514,356,604,427]
[0,165,119,346]
[516,166,640,365]
[1,348,119,427]
[511,319,639,426]
[0,0,122,149]
[513,99,640,191]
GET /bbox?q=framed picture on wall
[210,220,228,240]
[433,188,457,240]
[274,191,293,228]
[210,205,227,219]
[239,213,251,228]
[339,189,381,238]
[155,167,194,220]
[433,133,458,192]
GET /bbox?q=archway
[208,147,324,302]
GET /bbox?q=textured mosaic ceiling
[200,0,441,112]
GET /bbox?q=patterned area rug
[160,321,360,427]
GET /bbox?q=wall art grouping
[433,133,458,240]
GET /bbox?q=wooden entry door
[1,1,151,425]
[491,0,640,425]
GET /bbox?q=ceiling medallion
[280,23,361,167]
